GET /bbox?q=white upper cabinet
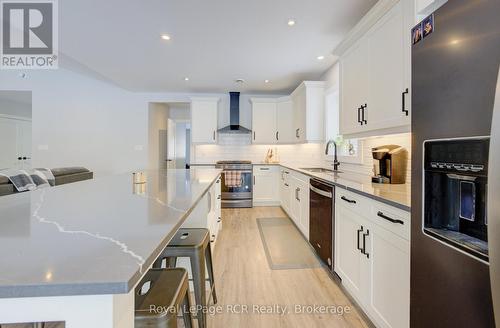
[339,0,413,137]
[291,81,325,143]
[251,98,278,144]
[251,96,294,145]
[340,39,369,135]
[191,97,219,144]
[276,98,294,144]
[366,1,409,131]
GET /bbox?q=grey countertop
[279,163,411,212]
[192,161,410,209]
[253,162,410,211]
[0,168,221,299]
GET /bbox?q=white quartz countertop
[278,163,411,211]
[0,168,221,298]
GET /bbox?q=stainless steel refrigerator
[411,0,500,327]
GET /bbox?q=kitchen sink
[299,167,342,174]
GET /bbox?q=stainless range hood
[217,92,251,134]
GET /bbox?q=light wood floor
[207,207,372,328]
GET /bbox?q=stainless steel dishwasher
[309,178,334,272]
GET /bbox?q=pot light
[184,77,189,81]
[264,80,270,83]
[287,19,296,26]
[160,34,171,41]
[317,55,325,60]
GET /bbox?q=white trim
[421,136,490,266]
[0,113,32,122]
[189,97,220,103]
[332,0,400,57]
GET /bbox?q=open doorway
[148,102,191,170]
[0,91,32,170]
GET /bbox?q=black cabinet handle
[253,176,255,185]
[362,104,367,124]
[402,88,409,116]
[361,230,370,258]
[377,211,404,225]
[358,106,363,125]
[217,217,221,223]
[213,131,216,140]
[18,157,22,160]
[341,196,356,204]
[357,226,364,251]
[276,131,279,140]
[295,128,299,138]
[253,132,256,140]
[260,167,270,171]
[284,183,289,187]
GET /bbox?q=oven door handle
[223,170,252,174]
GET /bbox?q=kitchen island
[0,168,221,327]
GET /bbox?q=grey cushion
[51,167,90,177]
[0,176,9,185]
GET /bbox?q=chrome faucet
[325,140,340,171]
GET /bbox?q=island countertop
[0,168,221,299]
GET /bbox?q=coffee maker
[371,145,407,184]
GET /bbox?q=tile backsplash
[193,132,411,184]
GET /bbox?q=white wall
[0,92,32,118]
[0,69,149,176]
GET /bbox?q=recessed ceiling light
[235,79,245,84]
[160,34,171,41]
[287,19,296,26]
[184,77,189,81]
[264,80,270,83]
[317,55,325,60]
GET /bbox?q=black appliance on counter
[411,0,500,327]
[309,179,334,272]
[371,145,407,184]
[215,161,253,208]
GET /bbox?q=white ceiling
[59,0,377,94]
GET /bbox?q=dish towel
[225,171,243,188]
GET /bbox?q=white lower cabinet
[335,189,409,328]
[283,171,309,240]
[177,176,222,292]
[279,169,291,213]
[253,165,280,206]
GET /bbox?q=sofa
[0,167,93,197]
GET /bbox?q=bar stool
[153,228,217,328]
[135,268,193,328]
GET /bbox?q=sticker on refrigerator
[423,14,434,38]
[412,23,423,45]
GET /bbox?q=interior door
[340,39,369,135]
[0,118,18,169]
[366,1,407,131]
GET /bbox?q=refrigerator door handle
[489,66,500,326]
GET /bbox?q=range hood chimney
[218,92,251,134]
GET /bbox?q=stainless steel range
[215,160,253,208]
